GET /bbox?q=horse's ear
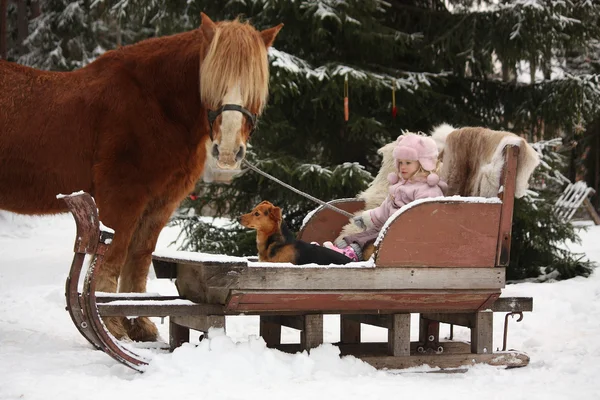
[200,12,217,43]
[260,24,283,48]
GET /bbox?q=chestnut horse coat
[0,14,282,341]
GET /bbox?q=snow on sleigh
[63,127,539,372]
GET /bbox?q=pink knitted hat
[387,133,440,185]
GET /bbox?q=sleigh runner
[62,143,532,372]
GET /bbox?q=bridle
[207,104,257,141]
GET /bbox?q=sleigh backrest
[373,145,519,268]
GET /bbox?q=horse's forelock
[200,20,269,113]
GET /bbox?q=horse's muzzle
[212,144,245,169]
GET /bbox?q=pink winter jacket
[366,176,447,230]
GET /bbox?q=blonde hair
[200,19,270,113]
[400,159,442,181]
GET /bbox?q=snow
[1,211,600,399]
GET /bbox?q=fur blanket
[335,125,540,242]
[432,125,540,198]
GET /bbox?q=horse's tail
[430,123,457,153]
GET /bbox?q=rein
[242,159,356,219]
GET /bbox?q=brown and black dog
[240,201,352,265]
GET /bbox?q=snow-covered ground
[1,212,599,400]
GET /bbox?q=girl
[325,133,447,261]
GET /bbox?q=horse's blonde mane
[200,19,270,114]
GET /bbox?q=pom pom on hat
[387,172,399,184]
[427,173,440,186]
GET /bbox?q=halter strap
[207,104,258,141]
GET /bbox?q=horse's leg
[119,200,179,342]
[94,194,148,340]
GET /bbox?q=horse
[0,13,283,342]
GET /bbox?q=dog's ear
[269,206,282,222]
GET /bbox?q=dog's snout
[211,143,219,158]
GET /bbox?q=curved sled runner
[62,145,532,371]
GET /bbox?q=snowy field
[1,211,599,400]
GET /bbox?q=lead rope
[241,159,356,219]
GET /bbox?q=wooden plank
[275,341,472,356]
[97,302,224,317]
[297,199,366,244]
[260,316,282,347]
[360,351,529,370]
[496,146,518,266]
[375,202,501,268]
[388,314,410,356]
[340,315,361,344]
[96,295,181,302]
[422,313,473,328]
[201,265,505,291]
[583,198,600,225]
[169,321,189,350]
[471,311,493,354]
[478,293,500,311]
[152,259,177,279]
[170,315,225,333]
[344,314,391,329]
[225,290,500,314]
[490,297,533,312]
[301,315,323,351]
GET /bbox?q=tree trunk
[31,0,41,19]
[0,0,7,59]
[17,0,28,55]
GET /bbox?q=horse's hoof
[125,316,159,342]
[104,316,129,340]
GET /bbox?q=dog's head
[239,201,282,232]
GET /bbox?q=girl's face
[397,159,420,180]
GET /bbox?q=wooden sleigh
[63,145,532,372]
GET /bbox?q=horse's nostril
[235,145,245,162]
[212,143,219,158]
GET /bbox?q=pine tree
[7,0,598,278]
[16,0,109,70]
[170,0,599,280]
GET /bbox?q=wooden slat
[301,315,324,350]
[388,314,411,356]
[169,321,189,350]
[490,297,533,312]
[152,259,177,279]
[422,313,473,328]
[583,198,600,225]
[170,315,225,332]
[344,314,391,329]
[471,311,493,354]
[225,290,500,314]
[96,295,181,303]
[375,202,501,267]
[275,341,472,356]
[360,351,529,370]
[496,146,518,266]
[340,315,361,344]
[297,199,366,243]
[97,302,224,317]
[260,316,282,347]
[200,265,505,292]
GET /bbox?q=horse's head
[199,13,282,180]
